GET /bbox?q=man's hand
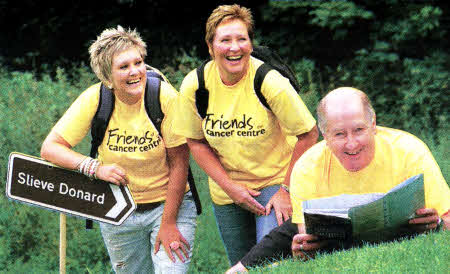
[265,187,292,225]
[292,233,326,261]
[408,208,441,233]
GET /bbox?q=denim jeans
[100,192,197,274]
[212,185,280,266]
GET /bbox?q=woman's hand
[224,183,266,216]
[265,187,292,225]
[187,138,265,215]
[95,163,129,186]
[155,222,190,263]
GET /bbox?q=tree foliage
[255,0,448,140]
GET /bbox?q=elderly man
[227,87,449,273]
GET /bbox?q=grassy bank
[248,231,450,273]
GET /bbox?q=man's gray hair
[316,87,376,134]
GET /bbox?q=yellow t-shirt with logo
[291,126,449,224]
[52,78,187,204]
[173,57,316,205]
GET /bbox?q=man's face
[323,100,376,172]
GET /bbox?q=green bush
[257,1,448,142]
[330,49,449,142]
[160,47,204,90]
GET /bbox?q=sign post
[6,152,136,225]
[60,213,66,274]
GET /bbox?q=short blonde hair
[317,87,376,134]
[89,25,147,87]
[205,4,254,47]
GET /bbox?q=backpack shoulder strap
[195,60,210,119]
[252,45,303,112]
[144,70,164,133]
[90,84,115,158]
[254,63,272,111]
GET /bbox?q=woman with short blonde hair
[41,25,196,273]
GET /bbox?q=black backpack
[195,45,301,118]
[86,69,202,229]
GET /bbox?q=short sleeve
[159,81,187,148]
[52,83,101,146]
[406,139,450,216]
[172,69,205,139]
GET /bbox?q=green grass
[248,231,450,273]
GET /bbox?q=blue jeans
[213,185,280,266]
[100,192,197,274]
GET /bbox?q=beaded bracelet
[89,159,100,179]
[77,157,100,180]
[78,157,91,174]
[83,158,93,176]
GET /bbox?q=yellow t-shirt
[52,77,187,204]
[291,126,449,224]
[173,57,316,204]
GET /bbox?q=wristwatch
[434,217,443,232]
[280,184,290,193]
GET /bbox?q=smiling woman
[40,25,197,273]
[172,4,319,268]
[208,18,252,86]
[110,47,147,104]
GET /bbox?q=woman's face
[209,19,252,85]
[110,47,147,104]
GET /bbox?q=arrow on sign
[105,184,127,219]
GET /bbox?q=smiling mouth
[127,79,140,85]
[226,55,243,61]
[345,148,363,156]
